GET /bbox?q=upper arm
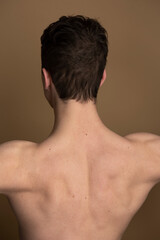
[0,140,34,195]
[125,132,160,184]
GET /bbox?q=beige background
[0,0,160,239]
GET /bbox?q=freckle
[72,194,75,198]
[49,148,51,151]
[85,133,88,136]
[85,196,87,199]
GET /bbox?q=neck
[49,99,108,140]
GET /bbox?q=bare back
[6,133,156,240]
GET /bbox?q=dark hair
[41,15,108,103]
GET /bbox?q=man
[0,15,160,240]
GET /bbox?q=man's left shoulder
[0,140,37,194]
[0,140,37,159]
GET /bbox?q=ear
[42,68,52,90]
[100,69,106,87]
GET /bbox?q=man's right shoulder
[125,132,160,142]
[124,132,160,184]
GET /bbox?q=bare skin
[0,69,160,240]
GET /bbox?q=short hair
[41,15,108,103]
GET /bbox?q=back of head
[41,15,108,103]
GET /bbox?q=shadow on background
[0,195,19,240]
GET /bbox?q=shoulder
[0,140,37,195]
[0,140,37,159]
[125,132,160,161]
[124,132,160,184]
[125,132,160,142]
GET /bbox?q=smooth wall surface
[0,0,160,239]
